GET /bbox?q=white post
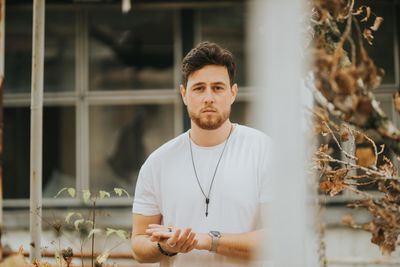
[30,0,45,261]
[0,0,5,261]
[248,0,319,266]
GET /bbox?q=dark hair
[182,41,236,87]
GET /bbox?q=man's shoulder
[236,124,272,143]
[146,132,188,163]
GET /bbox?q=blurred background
[1,0,400,266]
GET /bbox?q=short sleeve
[132,160,161,216]
[258,136,274,203]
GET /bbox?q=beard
[188,107,230,130]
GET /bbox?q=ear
[180,84,187,106]
[230,83,238,104]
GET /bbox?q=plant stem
[80,243,84,267]
[91,199,96,267]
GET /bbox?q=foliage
[310,0,400,256]
[36,188,131,267]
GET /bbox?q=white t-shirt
[132,124,273,267]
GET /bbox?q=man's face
[180,65,237,130]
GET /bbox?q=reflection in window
[89,104,175,195]
[89,7,174,90]
[199,6,246,86]
[3,107,76,199]
[5,5,75,93]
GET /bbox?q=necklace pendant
[206,197,210,217]
[205,198,210,217]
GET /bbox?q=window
[88,7,174,90]
[89,104,174,195]
[4,4,179,205]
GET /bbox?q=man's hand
[146,224,198,254]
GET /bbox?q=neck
[190,120,233,147]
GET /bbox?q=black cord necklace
[188,124,234,217]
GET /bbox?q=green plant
[48,187,131,267]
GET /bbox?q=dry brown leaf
[361,6,371,22]
[319,144,329,154]
[370,16,384,31]
[342,214,355,226]
[379,156,396,177]
[341,130,350,142]
[363,28,374,45]
[352,5,366,16]
[333,95,356,114]
[334,67,357,94]
[356,147,376,167]
[354,131,365,144]
[357,96,373,114]
[329,181,345,196]
[320,180,333,194]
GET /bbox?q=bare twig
[316,153,398,180]
[322,121,358,161]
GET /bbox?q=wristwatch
[208,231,221,252]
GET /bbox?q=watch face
[210,231,221,238]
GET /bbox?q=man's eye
[193,87,202,91]
[214,86,224,90]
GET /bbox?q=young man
[131,42,272,266]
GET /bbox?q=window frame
[3,2,253,208]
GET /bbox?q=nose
[203,87,215,104]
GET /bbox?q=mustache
[200,106,217,112]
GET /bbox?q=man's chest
[156,154,260,230]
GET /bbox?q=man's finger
[180,232,196,251]
[148,224,163,228]
[152,231,173,239]
[176,228,192,247]
[146,228,170,235]
[183,238,198,253]
[166,228,181,247]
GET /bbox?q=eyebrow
[190,81,228,88]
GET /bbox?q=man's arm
[131,213,163,263]
[146,204,269,261]
[202,203,269,260]
[196,230,264,261]
[147,227,264,261]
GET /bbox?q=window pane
[5,5,75,93]
[199,6,246,86]
[89,104,175,195]
[231,101,253,126]
[88,7,174,90]
[349,1,396,85]
[364,2,396,85]
[4,6,32,93]
[44,8,76,92]
[3,106,76,199]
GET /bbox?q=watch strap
[209,231,221,252]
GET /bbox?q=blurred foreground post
[248,0,319,266]
[0,0,5,261]
[30,0,45,261]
